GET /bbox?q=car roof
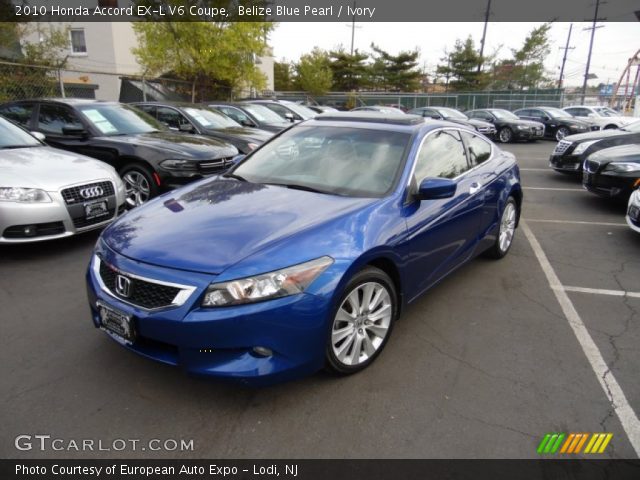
[4,98,111,106]
[304,112,430,132]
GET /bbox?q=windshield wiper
[1,145,34,149]
[223,173,248,182]
[264,182,329,194]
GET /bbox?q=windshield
[184,107,241,129]
[0,117,42,148]
[544,107,572,119]
[623,120,640,132]
[281,102,317,120]
[77,104,163,135]
[437,108,467,120]
[232,126,410,197]
[491,110,519,121]
[241,104,287,123]
[594,107,619,117]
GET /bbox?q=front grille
[3,221,65,239]
[73,208,115,228]
[61,181,115,205]
[198,157,235,174]
[553,140,572,155]
[585,160,601,174]
[99,260,182,310]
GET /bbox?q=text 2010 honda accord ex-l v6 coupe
[86,113,522,385]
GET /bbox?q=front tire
[555,127,570,141]
[498,127,513,143]
[326,267,397,375]
[486,196,518,259]
[120,163,159,208]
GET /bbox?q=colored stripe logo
[537,433,612,454]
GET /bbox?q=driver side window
[414,129,469,182]
[38,104,83,134]
[157,107,188,129]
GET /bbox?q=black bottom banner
[2,459,640,480]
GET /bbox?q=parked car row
[548,118,640,235]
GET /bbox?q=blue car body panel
[87,118,521,385]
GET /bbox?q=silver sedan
[0,117,125,243]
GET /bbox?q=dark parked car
[351,105,406,115]
[0,99,239,207]
[304,105,339,114]
[549,120,640,174]
[86,112,522,385]
[514,106,592,141]
[132,102,272,154]
[408,107,497,137]
[245,99,317,123]
[466,108,545,143]
[207,102,290,133]
[582,143,640,201]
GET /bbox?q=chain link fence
[0,60,232,104]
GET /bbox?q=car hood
[565,128,633,143]
[98,132,238,159]
[202,127,272,143]
[0,146,117,190]
[588,143,640,164]
[102,178,373,274]
[466,118,494,129]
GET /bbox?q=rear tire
[325,267,397,375]
[120,163,159,208]
[485,196,518,259]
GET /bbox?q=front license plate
[84,200,108,220]
[97,301,136,344]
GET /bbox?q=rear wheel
[604,124,617,130]
[498,127,513,143]
[120,163,159,208]
[486,196,518,259]
[326,267,397,375]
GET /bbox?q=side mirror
[542,116,550,122]
[62,125,88,137]
[30,131,46,142]
[240,119,255,127]
[417,177,457,200]
[284,112,295,122]
[179,123,195,133]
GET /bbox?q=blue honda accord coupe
[86,112,522,385]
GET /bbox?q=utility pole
[477,0,491,73]
[581,0,605,104]
[558,23,574,89]
[349,1,357,55]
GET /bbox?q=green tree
[274,60,294,91]
[328,48,369,91]
[369,44,422,92]
[294,48,332,95]
[436,37,485,91]
[133,20,273,97]
[508,23,552,90]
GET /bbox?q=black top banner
[2,0,640,22]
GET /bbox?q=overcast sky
[269,22,640,88]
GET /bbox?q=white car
[626,188,640,233]
[563,106,636,130]
[0,117,125,243]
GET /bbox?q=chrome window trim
[92,255,197,311]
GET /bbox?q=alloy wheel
[499,128,512,143]
[123,171,151,207]
[556,127,569,141]
[499,201,517,253]
[331,282,392,367]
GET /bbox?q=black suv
[514,106,592,141]
[0,99,239,207]
[132,102,272,154]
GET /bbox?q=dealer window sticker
[83,109,118,134]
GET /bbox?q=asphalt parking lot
[1,140,639,459]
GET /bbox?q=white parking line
[523,187,584,192]
[560,286,640,299]
[521,221,640,456]
[519,168,551,172]
[525,219,628,227]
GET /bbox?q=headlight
[573,140,599,155]
[247,142,259,151]
[0,187,51,203]
[603,162,640,173]
[202,256,333,307]
[160,159,198,171]
[630,188,640,206]
[516,125,529,130]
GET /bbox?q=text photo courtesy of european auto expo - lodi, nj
[1,1,640,480]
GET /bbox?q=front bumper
[549,154,582,173]
[86,247,335,386]
[515,128,544,140]
[0,181,125,243]
[582,171,639,199]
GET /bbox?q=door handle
[469,182,482,195]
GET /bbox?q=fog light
[252,346,273,357]
[23,225,37,237]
